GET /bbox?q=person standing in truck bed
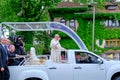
[50,34,65,62]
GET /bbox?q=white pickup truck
[9,49,120,80]
[1,22,120,80]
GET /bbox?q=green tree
[17,0,57,21]
[0,0,61,21]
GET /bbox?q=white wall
[116,0,120,2]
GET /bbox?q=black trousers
[0,66,10,80]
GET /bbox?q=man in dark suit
[0,37,10,80]
[75,53,85,63]
[8,44,21,66]
[76,53,82,63]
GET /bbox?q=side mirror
[97,58,103,64]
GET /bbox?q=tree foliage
[0,0,61,22]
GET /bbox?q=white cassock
[50,38,65,62]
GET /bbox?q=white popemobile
[1,22,120,80]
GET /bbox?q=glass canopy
[0,22,88,50]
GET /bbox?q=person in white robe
[50,34,65,62]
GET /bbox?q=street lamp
[91,1,97,52]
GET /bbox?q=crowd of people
[0,36,27,80]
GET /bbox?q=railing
[18,55,29,66]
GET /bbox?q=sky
[116,0,120,2]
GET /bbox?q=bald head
[9,44,15,53]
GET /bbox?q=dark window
[119,20,120,26]
[105,5,117,10]
[60,51,68,63]
[60,18,66,25]
[107,6,117,10]
[105,19,120,27]
[69,19,75,27]
[75,52,98,64]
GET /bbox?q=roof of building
[57,1,82,8]
[56,1,120,13]
[96,2,120,13]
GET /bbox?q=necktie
[4,45,8,61]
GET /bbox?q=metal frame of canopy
[0,22,51,31]
[0,22,88,50]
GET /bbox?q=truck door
[47,51,73,80]
[73,51,106,80]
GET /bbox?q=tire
[25,78,42,80]
[113,76,120,80]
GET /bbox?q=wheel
[113,76,120,80]
[25,78,42,80]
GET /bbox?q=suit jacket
[76,59,85,63]
[76,57,92,63]
[8,52,16,57]
[0,43,8,68]
[8,52,20,66]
